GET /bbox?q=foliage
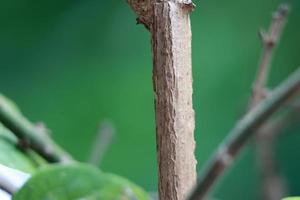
[13,164,150,200]
[0,94,150,199]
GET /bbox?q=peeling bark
[127,0,197,199]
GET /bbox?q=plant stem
[127,1,197,199]
[188,67,300,200]
[0,163,31,194]
[251,4,289,106]
[88,121,115,166]
[0,189,11,200]
[250,5,289,200]
[0,95,74,163]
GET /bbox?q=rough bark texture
[127,0,197,199]
[152,2,196,200]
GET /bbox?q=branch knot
[127,0,153,30]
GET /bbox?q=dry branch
[188,68,300,200]
[254,98,300,200]
[251,4,289,107]
[259,104,300,140]
[250,5,289,200]
[88,121,115,166]
[127,0,197,199]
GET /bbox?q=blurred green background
[0,0,299,199]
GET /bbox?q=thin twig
[256,106,300,200]
[251,4,289,107]
[256,106,300,199]
[259,104,300,140]
[0,95,74,163]
[251,95,299,200]
[88,121,115,166]
[250,4,290,200]
[188,67,300,200]
[256,140,286,200]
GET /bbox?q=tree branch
[0,95,74,163]
[251,4,289,106]
[188,67,300,200]
[259,103,300,140]
[127,0,197,199]
[88,121,115,166]
[250,5,290,200]
[255,99,300,200]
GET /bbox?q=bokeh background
[0,0,299,199]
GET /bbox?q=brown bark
[153,2,196,200]
[127,1,197,199]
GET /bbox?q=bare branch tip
[278,4,290,14]
[273,4,290,19]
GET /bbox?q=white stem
[0,189,11,200]
[0,164,31,194]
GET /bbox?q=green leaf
[94,173,150,200]
[13,164,105,200]
[13,163,150,200]
[282,198,300,200]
